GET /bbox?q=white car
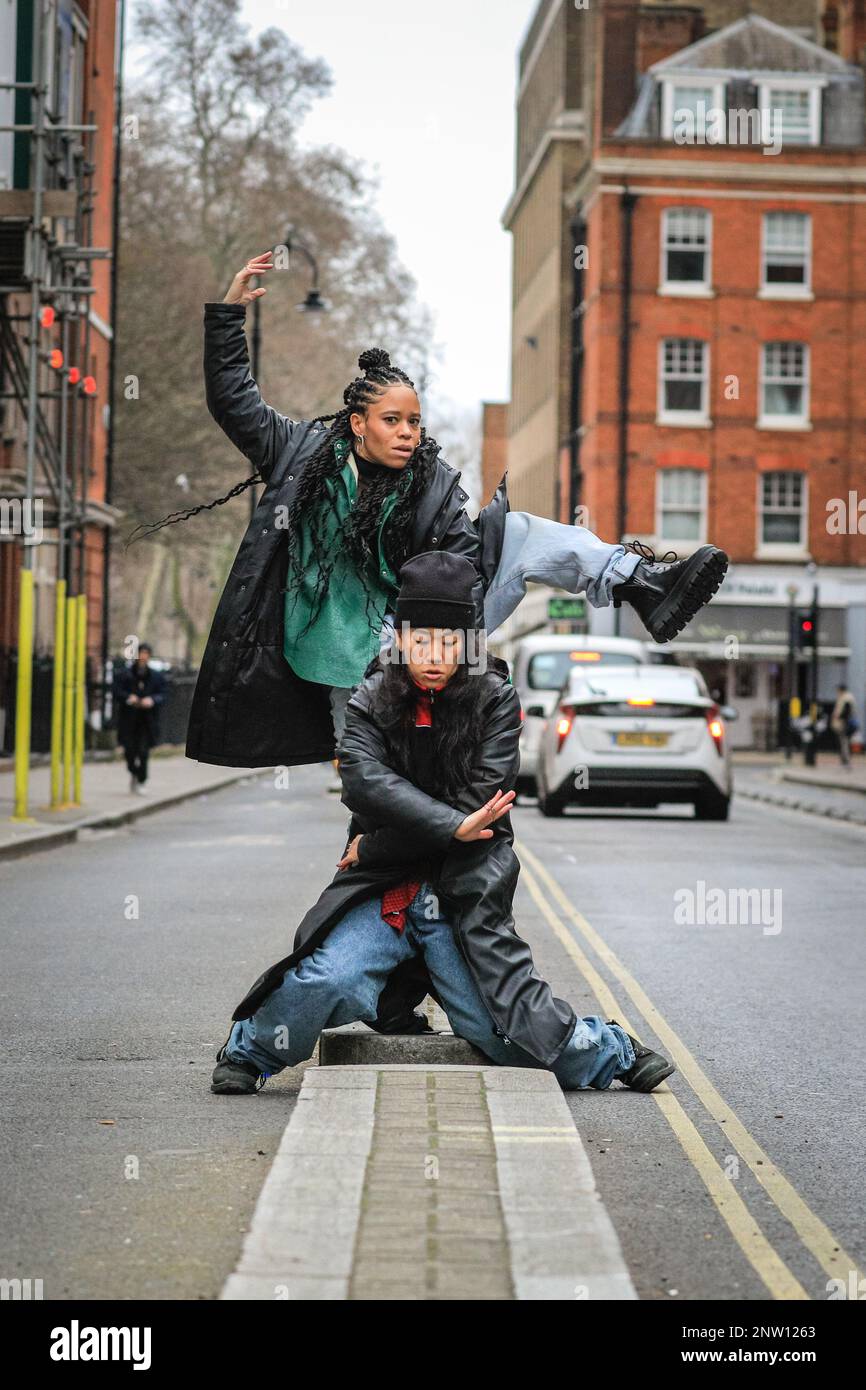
[512,635,652,797]
[536,665,735,821]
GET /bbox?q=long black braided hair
[125,347,440,641]
[370,647,495,802]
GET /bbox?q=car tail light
[556,704,575,752]
[706,705,724,754]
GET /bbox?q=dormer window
[756,78,824,147]
[641,15,848,152]
[661,79,726,143]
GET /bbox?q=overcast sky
[240,0,535,415]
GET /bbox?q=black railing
[0,650,199,754]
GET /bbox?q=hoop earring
[355,434,365,449]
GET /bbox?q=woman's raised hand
[222,251,274,305]
[454,789,516,842]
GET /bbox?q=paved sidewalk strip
[221,1065,636,1302]
[0,757,271,860]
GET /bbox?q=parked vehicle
[535,664,736,820]
[511,635,651,796]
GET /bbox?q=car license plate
[613,731,670,748]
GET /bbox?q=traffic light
[796,612,816,651]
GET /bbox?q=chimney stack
[636,5,706,74]
[835,0,866,63]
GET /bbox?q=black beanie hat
[393,551,478,632]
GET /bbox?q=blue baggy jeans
[483,510,641,636]
[226,882,635,1091]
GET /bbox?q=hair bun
[358,347,391,374]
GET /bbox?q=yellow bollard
[49,576,66,809]
[61,594,77,806]
[11,567,36,823]
[73,592,87,807]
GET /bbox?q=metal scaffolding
[0,0,112,817]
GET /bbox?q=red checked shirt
[379,681,436,932]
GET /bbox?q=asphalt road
[1,766,863,1301]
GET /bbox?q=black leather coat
[230,653,578,1067]
[186,302,509,768]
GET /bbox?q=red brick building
[480,401,508,505]
[0,0,119,750]
[501,1,866,745]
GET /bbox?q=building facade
[501,0,866,747]
[0,0,119,750]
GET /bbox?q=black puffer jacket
[185,303,509,768]
[230,652,578,1067]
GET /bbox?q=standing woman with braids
[136,250,488,770]
[130,249,727,772]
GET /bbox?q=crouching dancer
[211,552,675,1096]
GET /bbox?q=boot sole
[622,1058,676,1093]
[211,1053,260,1095]
[211,1076,258,1095]
[645,547,728,644]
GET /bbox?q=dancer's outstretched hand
[454,789,516,842]
[223,251,274,305]
[337,834,363,870]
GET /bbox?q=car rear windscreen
[527,650,640,690]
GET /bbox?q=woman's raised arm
[203,251,294,482]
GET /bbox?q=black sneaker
[211,1043,267,1095]
[613,542,728,644]
[369,1009,434,1036]
[607,1019,675,1093]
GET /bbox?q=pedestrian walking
[128,249,728,773]
[114,643,166,794]
[211,552,675,1096]
[830,683,858,767]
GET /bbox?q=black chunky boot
[613,541,728,644]
[607,1019,675,1093]
[211,1040,268,1095]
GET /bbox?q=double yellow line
[516,837,863,1302]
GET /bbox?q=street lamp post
[284,226,328,314]
[247,229,329,522]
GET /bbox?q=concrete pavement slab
[221,1063,636,1301]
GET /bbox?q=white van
[511,634,651,796]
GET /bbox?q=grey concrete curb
[0,768,267,862]
[221,1065,636,1302]
[778,770,866,798]
[320,1021,490,1066]
[736,784,866,826]
[484,1067,637,1300]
